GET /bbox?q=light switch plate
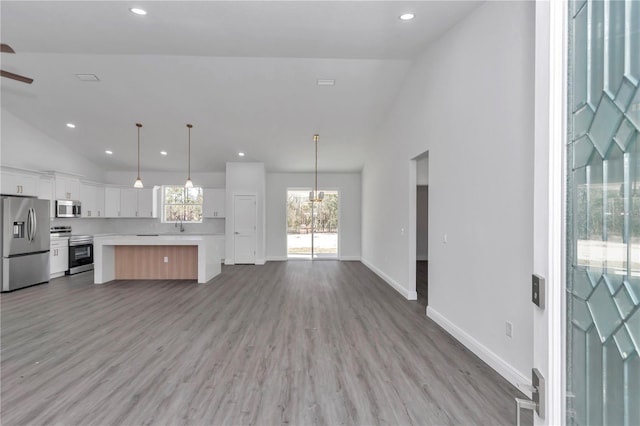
[532,274,545,309]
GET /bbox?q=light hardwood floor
[1,261,530,425]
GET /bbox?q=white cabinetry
[203,188,225,218]
[104,187,121,218]
[80,182,105,218]
[1,169,39,197]
[120,188,138,217]
[137,188,154,218]
[55,175,80,200]
[50,238,69,278]
[119,188,154,218]
[38,175,55,218]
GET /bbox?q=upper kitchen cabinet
[55,174,80,200]
[104,187,121,218]
[120,188,138,218]
[120,188,154,218]
[1,167,39,197]
[38,175,55,218]
[80,182,105,218]
[203,188,225,218]
[137,188,154,218]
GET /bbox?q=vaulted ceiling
[1,1,481,173]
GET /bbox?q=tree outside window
[163,186,203,222]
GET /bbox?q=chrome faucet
[175,218,185,232]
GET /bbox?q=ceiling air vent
[317,79,335,86]
[75,74,100,82]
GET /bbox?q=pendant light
[185,124,193,188]
[309,134,324,202]
[133,123,144,188]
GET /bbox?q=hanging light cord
[313,134,319,200]
[187,124,192,181]
[136,123,142,179]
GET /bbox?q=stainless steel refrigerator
[1,196,50,292]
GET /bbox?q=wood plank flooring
[1,261,530,425]
[416,261,428,307]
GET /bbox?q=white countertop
[94,234,224,245]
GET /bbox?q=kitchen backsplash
[51,218,225,235]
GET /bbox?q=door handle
[515,398,536,426]
[515,368,545,424]
[26,209,32,242]
[32,207,37,241]
[235,232,239,234]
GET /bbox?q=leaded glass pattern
[568,1,640,424]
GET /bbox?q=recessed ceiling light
[105,150,113,155]
[238,152,245,157]
[75,74,100,82]
[129,8,147,15]
[66,123,76,128]
[317,79,335,86]
[160,151,168,156]
[399,13,415,21]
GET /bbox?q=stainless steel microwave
[56,200,81,218]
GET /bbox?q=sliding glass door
[287,189,338,259]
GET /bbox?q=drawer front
[51,239,69,249]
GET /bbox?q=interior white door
[234,195,256,264]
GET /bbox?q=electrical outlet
[164,256,168,263]
[506,321,513,338]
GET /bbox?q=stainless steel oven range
[68,235,93,275]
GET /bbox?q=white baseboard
[265,256,360,262]
[426,306,531,393]
[361,258,417,300]
[339,256,361,261]
[266,256,287,261]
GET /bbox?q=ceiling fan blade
[1,70,33,84]
[1,44,16,54]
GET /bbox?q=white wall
[104,171,225,188]
[51,217,224,236]
[361,1,534,388]
[225,162,266,264]
[0,108,106,181]
[416,155,429,185]
[265,172,361,261]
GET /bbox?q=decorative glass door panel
[568,1,640,424]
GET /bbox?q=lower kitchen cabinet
[50,238,69,278]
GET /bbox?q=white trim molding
[533,1,567,424]
[361,258,418,300]
[266,256,288,262]
[427,306,531,395]
[339,256,361,262]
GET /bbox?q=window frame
[161,185,204,223]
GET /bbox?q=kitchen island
[93,234,224,284]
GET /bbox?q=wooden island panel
[115,245,198,280]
